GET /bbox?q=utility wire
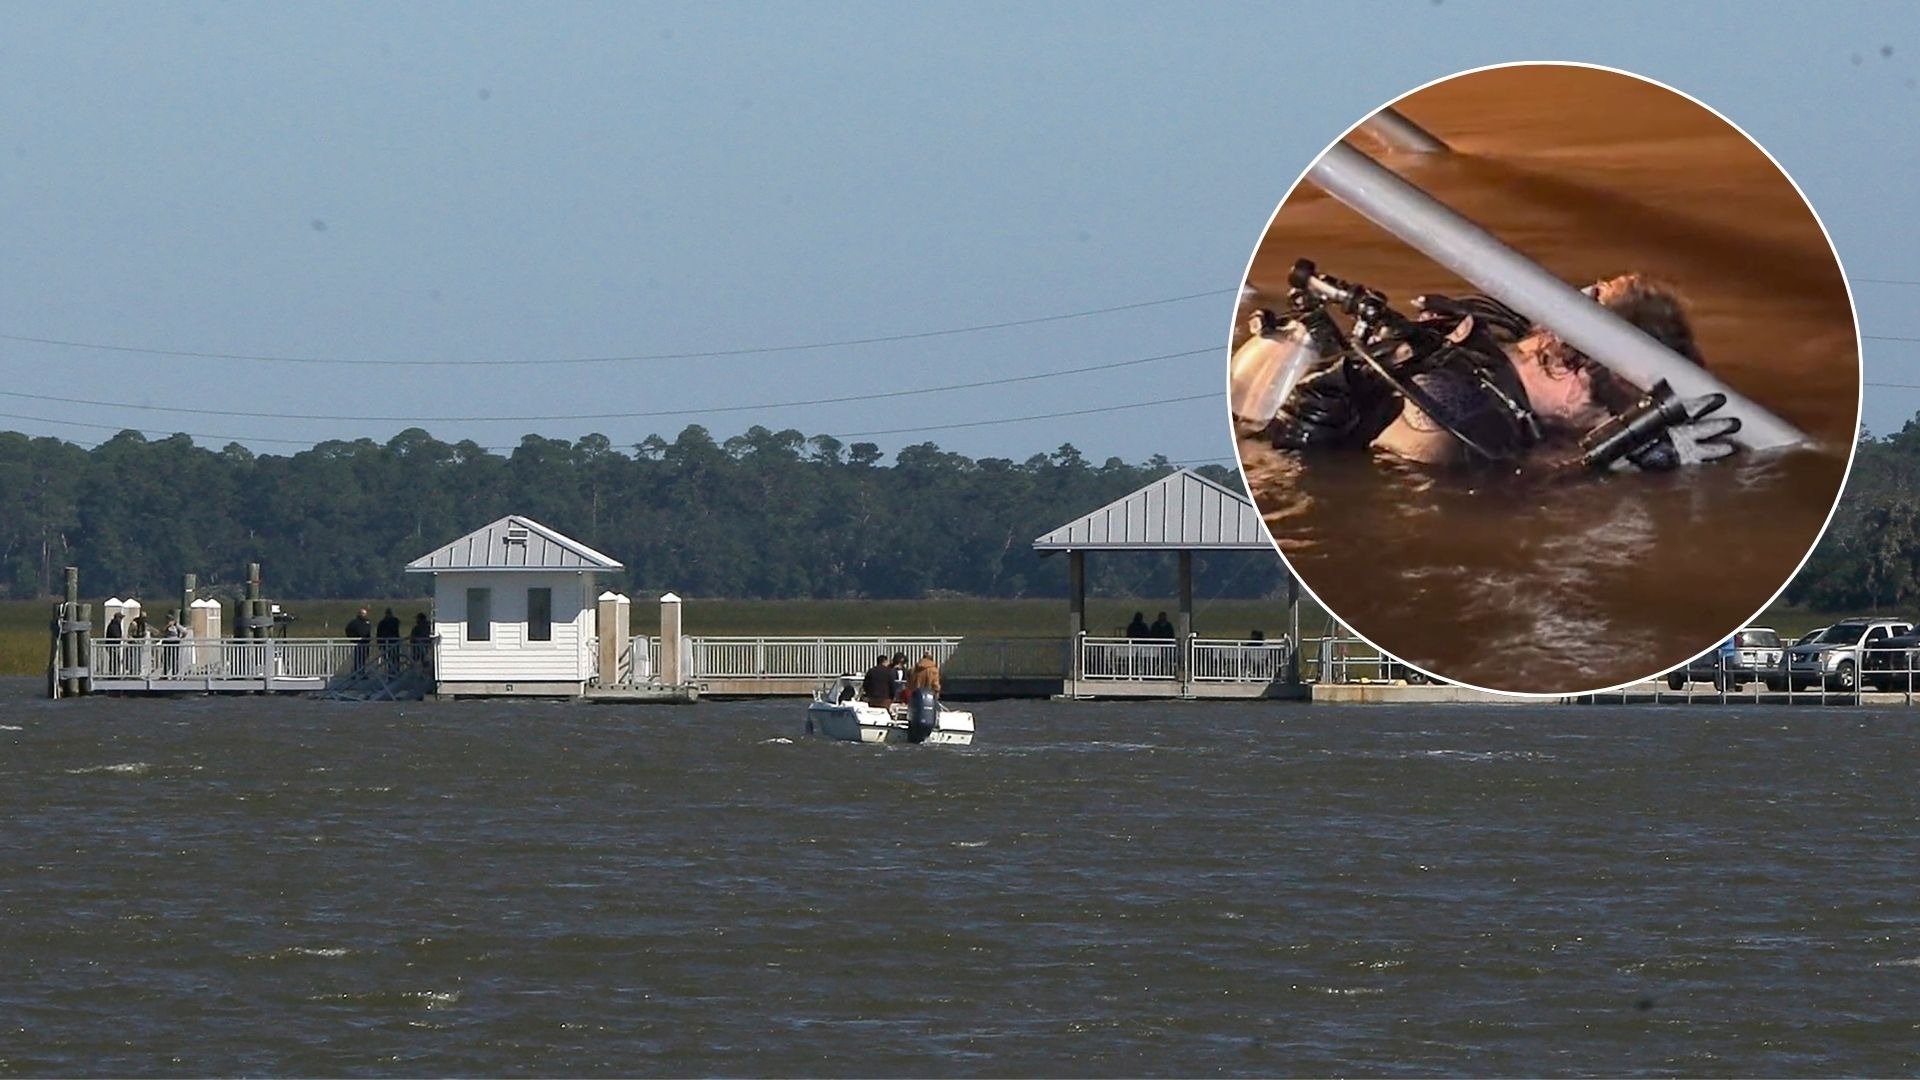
[0,288,1233,367]
[829,394,1215,438]
[0,392,1220,451]
[0,346,1216,423]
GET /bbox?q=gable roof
[1032,469,1273,552]
[405,515,623,573]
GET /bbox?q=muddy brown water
[1236,65,1859,693]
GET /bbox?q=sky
[0,1,1915,466]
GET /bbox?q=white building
[405,515,624,697]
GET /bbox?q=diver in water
[1232,261,1742,473]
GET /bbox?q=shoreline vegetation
[2,418,1910,679]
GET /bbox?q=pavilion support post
[1178,551,1194,696]
[1287,568,1302,683]
[245,563,262,643]
[1068,550,1086,694]
[181,573,195,639]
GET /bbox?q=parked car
[1864,628,1920,691]
[1786,619,1915,691]
[1667,627,1787,690]
[1795,627,1828,647]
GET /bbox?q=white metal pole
[1359,107,1449,154]
[1306,141,1807,452]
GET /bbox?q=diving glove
[1579,380,1741,472]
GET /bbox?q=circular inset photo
[1229,62,1860,695]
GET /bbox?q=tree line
[1784,420,1920,613]
[0,426,1281,604]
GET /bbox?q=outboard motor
[908,689,938,743]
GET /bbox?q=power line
[0,346,1216,423]
[829,394,1216,438]
[0,288,1233,367]
[0,392,1221,451]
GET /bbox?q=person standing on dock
[162,612,186,676]
[129,609,152,675]
[1126,611,1150,639]
[376,608,402,669]
[103,610,124,677]
[346,607,372,672]
[1150,611,1176,639]
[409,613,433,674]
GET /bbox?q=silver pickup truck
[1786,619,1915,692]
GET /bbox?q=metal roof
[405,515,624,573]
[1032,469,1273,552]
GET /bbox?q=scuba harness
[1231,260,1735,472]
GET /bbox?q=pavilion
[1032,468,1301,698]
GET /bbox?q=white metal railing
[687,637,962,680]
[1081,636,1178,680]
[90,636,434,685]
[1192,638,1292,683]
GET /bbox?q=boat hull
[806,700,975,746]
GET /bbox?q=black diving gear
[1239,261,1736,473]
[1579,381,1740,472]
[1250,260,1540,463]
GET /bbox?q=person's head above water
[1374,273,1704,465]
[1511,273,1705,431]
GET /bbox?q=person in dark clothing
[861,655,894,708]
[1125,611,1150,639]
[1149,611,1176,639]
[408,613,433,673]
[346,607,372,672]
[890,652,910,703]
[102,610,125,676]
[376,607,402,669]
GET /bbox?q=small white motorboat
[806,677,976,746]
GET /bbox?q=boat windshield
[1815,623,1867,646]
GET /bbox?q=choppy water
[5,681,1919,1076]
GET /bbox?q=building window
[528,587,552,642]
[467,587,491,642]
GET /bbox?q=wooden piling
[60,567,80,698]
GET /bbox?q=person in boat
[861,654,894,708]
[1254,272,1739,472]
[890,651,910,703]
[907,652,943,743]
[1125,611,1150,639]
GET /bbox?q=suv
[1668,627,1787,690]
[1787,619,1915,692]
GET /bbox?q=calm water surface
[4,683,1918,1077]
